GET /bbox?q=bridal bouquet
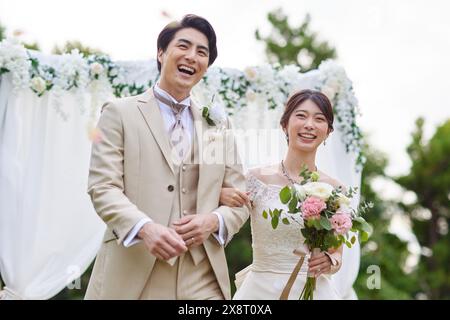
[262,166,372,300]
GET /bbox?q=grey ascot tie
[152,87,191,163]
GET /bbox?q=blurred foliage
[0,21,40,50]
[51,262,94,300]
[23,42,40,51]
[0,21,5,41]
[255,8,336,72]
[396,118,450,299]
[225,220,252,295]
[52,40,104,57]
[353,141,416,299]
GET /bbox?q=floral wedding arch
[0,38,364,299]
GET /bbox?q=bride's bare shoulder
[247,164,281,184]
[318,171,346,190]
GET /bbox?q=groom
[85,14,249,299]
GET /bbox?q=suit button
[183,210,188,215]
[182,188,187,193]
[182,165,186,171]
[168,185,174,192]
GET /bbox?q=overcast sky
[1,0,449,176]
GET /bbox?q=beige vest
[139,124,222,299]
[170,132,205,265]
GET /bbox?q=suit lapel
[136,89,175,174]
[191,101,222,213]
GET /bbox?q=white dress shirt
[123,84,227,247]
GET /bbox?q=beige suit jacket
[85,89,249,299]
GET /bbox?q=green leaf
[301,228,308,238]
[359,220,373,234]
[282,217,290,225]
[271,215,279,229]
[312,218,322,230]
[288,197,298,213]
[354,216,366,224]
[273,209,280,217]
[206,118,216,126]
[345,241,352,248]
[350,235,356,244]
[202,107,209,117]
[262,210,268,219]
[360,231,369,243]
[31,58,39,69]
[279,186,292,204]
[319,216,332,230]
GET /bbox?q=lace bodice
[246,172,310,274]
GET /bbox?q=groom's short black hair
[156,14,218,72]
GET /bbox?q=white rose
[337,193,351,207]
[293,183,306,201]
[244,67,257,81]
[208,103,227,126]
[90,62,104,75]
[30,76,46,94]
[303,182,334,200]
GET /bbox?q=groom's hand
[138,222,187,260]
[172,214,219,247]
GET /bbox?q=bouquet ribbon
[279,247,309,300]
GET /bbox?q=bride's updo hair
[280,89,334,133]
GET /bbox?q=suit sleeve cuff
[123,217,152,247]
[212,211,227,246]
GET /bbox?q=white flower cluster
[54,49,90,92]
[200,63,303,113]
[0,40,364,167]
[0,38,31,90]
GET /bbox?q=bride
[220,89,344,300]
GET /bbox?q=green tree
[52,40,104,57]
[353,141,416,299]
[396,118,450,299]
[255,8,336,72]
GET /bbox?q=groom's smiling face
[158,27,210,100]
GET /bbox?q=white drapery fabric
[0,73,106,299]
[0,57,360,300]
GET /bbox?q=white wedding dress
[233,172,341,300]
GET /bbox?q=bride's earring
[285,133,289,144]
[323,139,327,146]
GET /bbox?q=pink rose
[301,196,326,220]
[330,212,352,235]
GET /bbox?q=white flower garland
[0,38,365,168]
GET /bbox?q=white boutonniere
[201,95,227,129]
